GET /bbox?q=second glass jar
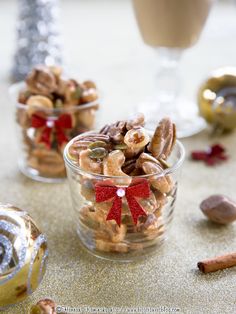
[11,82,99,183]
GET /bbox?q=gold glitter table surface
[1,1,236,313]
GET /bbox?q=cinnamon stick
[198,252,236,273]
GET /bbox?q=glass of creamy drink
[132,0,214,137]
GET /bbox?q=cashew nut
[103,150,131,185]
[103,150,127,176]
[79,149,102,174]
[26,95,53,116]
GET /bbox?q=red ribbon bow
[95,180,150,226]
[31,113,72,149]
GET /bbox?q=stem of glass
[155,48,182,108]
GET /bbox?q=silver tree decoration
[12,0,63,81]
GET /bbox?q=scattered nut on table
[29,298,56,314]
[200,194,236,224]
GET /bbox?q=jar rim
[63,132,185,179]
[9,81,99,114]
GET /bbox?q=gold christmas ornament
[0,204,48,309]
[198,67,236,131]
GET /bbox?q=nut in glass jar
[64,131,185,261]
[10,80,99,183]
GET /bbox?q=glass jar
[64,133,185,261]
[10,82,99,183]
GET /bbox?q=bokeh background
[1,0,236,124]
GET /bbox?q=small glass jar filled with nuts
[64,114,185,261]
[10,65,99,182]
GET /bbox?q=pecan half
[136,152,161,169]
[100,120,126,143]
[142,161,172,193]
[122,158,137,174]
[148,117,176,160]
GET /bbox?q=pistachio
[54,98,63,108]
[89,147,107,159]
[200,194,236,224]
[88,141,107,150]
[114,143,128,150]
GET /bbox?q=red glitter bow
[31,113,72,149]
[191,144,228,166]
[95,180,150,226]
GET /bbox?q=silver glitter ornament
[11,0,63,81]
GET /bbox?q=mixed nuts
[16,65,99,179]
[65,114,180,256]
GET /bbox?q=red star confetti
[191,144,228,166]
